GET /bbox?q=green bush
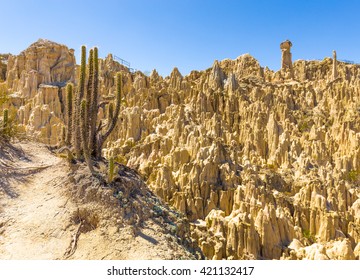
[303,229,316,243]
[342,170,360,183]
[0,108,20,142]
[298,120,310,133]
[0,83,8,107]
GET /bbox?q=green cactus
[89,47,99,155]
[79,45,87,100]
[73,45,87,159]
[107,102,114,127]
[108,156,115,183]
[62,45,124,179]
[85,49,94,143]
[65,83,73,145]
[1,108,9,140]
[3,108,8,128]
[107,72,122,133]
[80,99,94,174]
[60,125,66,145]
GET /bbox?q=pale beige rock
[354,242,360,260]
[6,39,75,143]
[5,39,360,260]
[7,39,75,96]
[333,50,338,80]
[280,40,293,70]
[326,239,355,260]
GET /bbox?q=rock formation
[0,54,9,81]
[5,39,76,143]
[3,40,360,260]
[280,40,293,70]
[333,50,338,80]
[280,40,293,79]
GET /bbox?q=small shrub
[0,83,8,107]
[298,121,310,133]
[267,163,278,171]
[342,170,360,183]
[114,154,127,165]
[0,108,20,142]
[303,229,316,243]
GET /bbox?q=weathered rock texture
[0,54,9,81]
[280,40,293,70]
[333,50,338,80]
[105,54,360,260]
[5,39,76,143]
[4,40,360,259]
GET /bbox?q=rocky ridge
[2,39,360,259]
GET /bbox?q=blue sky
[1,0,360,76]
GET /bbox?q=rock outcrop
[105,51,360,260]
[3,40,360,259]
[333,50,338,80]
[280,40,293,70]
[0,54,9,81]
[5,39,76,143]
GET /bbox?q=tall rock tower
[332,50,338,80]
[280,40,293,71]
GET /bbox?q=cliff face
[4,40,360,259]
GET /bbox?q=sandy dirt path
[0,142,196,260]
[0,142,75,259]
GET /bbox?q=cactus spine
[108,156,114,183]
[65,83,73,145]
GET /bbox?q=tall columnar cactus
[89,47,99,155]
[79,45,87,100]
[85,48,94,136]
[1,108,10,140]
[107,102,114,127]
[61,125,66,145]
[64,45,123,175]
[3,108,8,128]
[80,99,94,174]
[108,156,114,183]
[73,45,87,159]
[65,83,73,145]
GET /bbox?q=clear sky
[1,0,360,76]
